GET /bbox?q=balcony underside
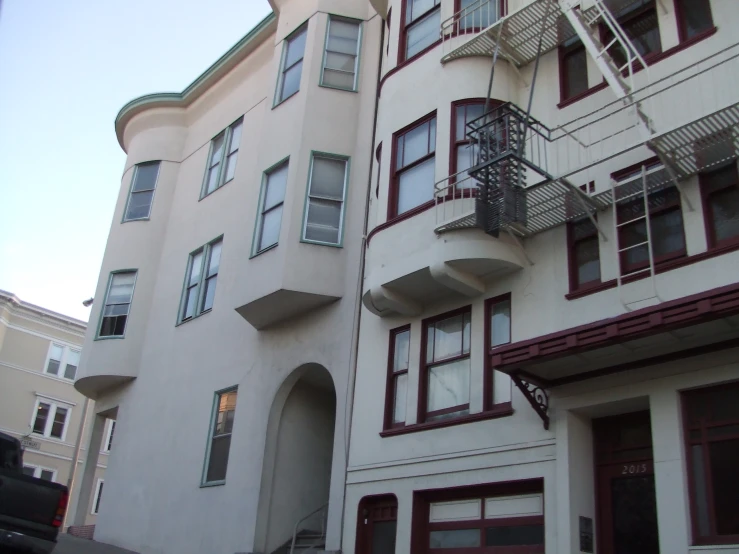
[363,229,524,317]
[489,283,739,387]
[75,374,135,400]
[236,289,341,330]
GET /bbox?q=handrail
[289,503,328,554]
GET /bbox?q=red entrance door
[356,496,398,554]
[593,411,660,554]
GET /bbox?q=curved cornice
[114,12,277,151]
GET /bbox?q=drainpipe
[340,12,385,551]
[63,396,90,529]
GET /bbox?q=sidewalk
[55,533,140,554]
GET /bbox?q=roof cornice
[114,12,277,151]
[0,290,87,330]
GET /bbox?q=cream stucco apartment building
[0,290,111,525]
[74,0,739,553]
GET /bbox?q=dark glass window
[701,164,739,248]
[561,38,588,100]
[204,388,238,484]
[676,0,713,41]
[570,218,601,289]
[604,0,661,70]
[485,524,545,546]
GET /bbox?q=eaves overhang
[114,12,277,152]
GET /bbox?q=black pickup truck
[0,432,68,553]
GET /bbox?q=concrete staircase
[271,529,326,554]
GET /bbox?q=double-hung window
[104,419,116,452]
[391,114,436,217]
[701,163,739,249]
[254,160,289,254]
[568,218,601,290]
[675,0,713,42]
[452,101,485,187]
[202,118,243,197]
[203,387,238,485]
[385,326,410,429]
[32,397,71,440]
[401,0,440,61]
[421,308,471,422]
[45,343,80,380]
[276,26,307,105]
[99,271,137,338]
[603,0,661,70]
[615,163,685,275]
[458,0,500,32]
[124,162,160,221]
[682,382,739,543]
[179,238,223,323]
[321,17,362,91]
[485,295,511,408]
[303,154,349,245]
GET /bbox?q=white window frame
[320,16,362,92]
[275,25,308,106]
[201,118,243,198]
[30,396,73,441]
[178,237,223,324]
[103,419,116,453]
[43,342,81,381]
[97,270,138,339]
[252,159,289,256]
[123,161,161,222]
[301,152,350,246]
[22,463,57,482]
[92,478,104,515]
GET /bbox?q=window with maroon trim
[614,163,686,275]
[451,101,486,188]
[401,0,441,62]
[674,0,713,42]
[682,382,739,544]
[385,326,410,429]
[701,163,739,249]
[484,295,511,410]
[420,307,471,422]
[424,493,544,552]
[568,218,601,291]
[455,0,501,33]
[391,113,437,218]
[602,0,662,71]
[559,36,588,102]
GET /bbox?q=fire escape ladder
[560,0,655,135]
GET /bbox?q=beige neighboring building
[0,289,111,526]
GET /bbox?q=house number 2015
[622,464,647,474]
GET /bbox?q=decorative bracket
[511,373,549,430]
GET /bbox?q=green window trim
[177,236,224,325]
[273,24,309,108]
[251,157,290,257]
[94,269,138,340]
[200,118,244,199]
[201,386,238,486]
[122,161,161,223]
[301,151,351,248]
[319,15,363,92]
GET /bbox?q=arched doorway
[256,364,337,554]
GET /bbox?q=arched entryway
[255,364,337,554]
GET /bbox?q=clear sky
[0,0,272,321]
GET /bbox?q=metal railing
[434,170,478,229]
[441,0,502,57]
[289,503,328,554]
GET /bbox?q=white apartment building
[0,290,110,526]
[75,0,739,553]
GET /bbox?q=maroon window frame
[701,163,739,250]
[356,495,398,554]
[567,217,601,292]
[384,325,411,430]
[559,36,588,102]
[450,99,490,188]
[484,294,511,411]
[682,381,739,545]
[389,111,437,220]
[613,161,686,275]
[674,0,714,43]
[601,0,662,73]
[453,0,504,35]
[419,306,472,423]
[399,0,441,64]
[412,480,545,554]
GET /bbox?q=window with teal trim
[321,17,361,90]
[303,154,348,245]
[276,26,307,104]
[255,162,289,253]
[124,162,160,221]
[202,118,243,197]
[179,238,222,323]
[203,388,238,484]
[99,271,137,337]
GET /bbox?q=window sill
[379,39,441,95]
[249,242,278,259]
[121,217,151,224]
[367,200,436,245]
[557,27,717,110]
[94,335,126,341]
[199,181,231,202]
[379,403,513,437]
[300,238,343,249]
[690,540,739,549]
[272,89,300,110]
[199,480,225,488]
[175,308,212,328]
[565,241,739,300]
[318,83,358,93]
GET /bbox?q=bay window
[98,271,137,338]
[391,113,436,218]
[401,0,441,62]
[451,101,485,188]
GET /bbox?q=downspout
[340,13,385,552]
